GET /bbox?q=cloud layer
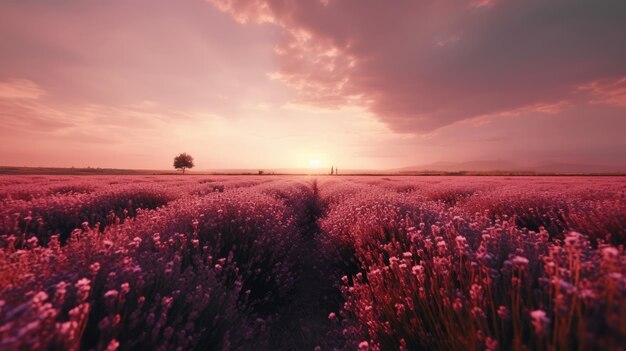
[0,0,625,169]
[211,0,626,132]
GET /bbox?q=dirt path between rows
[269,179,345,350]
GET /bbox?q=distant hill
[2,163,624,176]
[0,166,176,175]
[396,160,625,174]
[522,162,625,174]
[395,160,519,173]
[0,166,373,176]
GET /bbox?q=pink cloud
[469,0,497,10]
[0,0,624,169]
[0,79,45,100]
[0,0,285,114]
[577,76,626,107]
[210,0,626,133]
[0,79,201,140]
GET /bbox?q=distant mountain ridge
[395,160,625,174]
[2,162,624,176]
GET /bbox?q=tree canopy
[173,153,194,174]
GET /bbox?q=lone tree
[173,153,194,174]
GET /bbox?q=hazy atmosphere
[1,3,625,351]
[1,0,625,171]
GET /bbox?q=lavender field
[1,175,624,351]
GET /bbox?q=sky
[0,0,625,171]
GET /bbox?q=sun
[308,159,322,169]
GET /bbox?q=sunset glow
[0,0,624,171]
[308,159,322,169]
[1,2,626,348]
